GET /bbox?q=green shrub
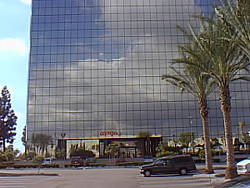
[0,163,58,169]
[32,155,44,163]
[0,150,15,162]
[41,164,59,168]
[116,161,151,166]
[25,151,36,160]
[213,158,221,163]
[64,162,106,168]
[87,163,106,167]
[12,164,39,168]
[4,151,14,161]
[0,151,7,162]
[156,143,180,157]
[0,163,8,169]
[69,143,95,159]
[194,158,205,163]
[156,151,178,158]
[199,150,205,159]
[11,163,59,168]
[55,147,66,160]
[0,162,14,168]
[64,163,79,168]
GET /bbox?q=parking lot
[0,168,226,188]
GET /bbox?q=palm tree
[188,13,250,179]
[137,131,152,157]
[31,133,52,155]
[105,144,120,158]
[162,42,215,173]
[215,0,250,58]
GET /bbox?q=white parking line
[0,186,25,188]
[0,183,33,185]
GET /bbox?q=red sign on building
[99,131,121,136]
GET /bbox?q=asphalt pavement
[0,167,231,188]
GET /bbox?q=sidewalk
[194,164,250,187]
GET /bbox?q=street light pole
[189,116,193,134]
[189,116,195,153]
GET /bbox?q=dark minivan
[140,155,196,177]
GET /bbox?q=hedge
[64,163,106,168]
[116,161,152,166]
[0,163,59,169]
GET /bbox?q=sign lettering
[99,131,121,136]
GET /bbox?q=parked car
[71,156,84,166]
[237,157,250,175]
[140,155,196,177]
[42,157,53,164]
[86,157,96,163]
[143,156,154,162]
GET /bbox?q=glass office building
[27,0,250,157]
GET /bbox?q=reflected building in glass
[27,0,250,157]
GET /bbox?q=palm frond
[231,76,250,82]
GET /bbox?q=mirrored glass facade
[27,0,250,146]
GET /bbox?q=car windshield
[153,159,166,165]
[153,160,160,164]
[72,156,80,159]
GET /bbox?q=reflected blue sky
[31,0,209,62]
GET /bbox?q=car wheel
[179,168,187,175]
[144,170,151,177]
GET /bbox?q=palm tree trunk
[219,85,237,179]
[3,139,6,152]
[200,96,213,173]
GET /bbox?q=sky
[0,0,31,152]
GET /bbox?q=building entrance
[61,136,162,159]
[99,136,162,158]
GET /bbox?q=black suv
[140,155,196,177]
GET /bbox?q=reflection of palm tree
[179,132,195,151]
[137,131,151,157]
[162,41,214,173]
[105,144,120,158]
[31,133,52,155]
[238,122,250,150]
[238,121,245,142]
[171,135,179,147]
[135,140,144,157]
[211,138,219,148]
